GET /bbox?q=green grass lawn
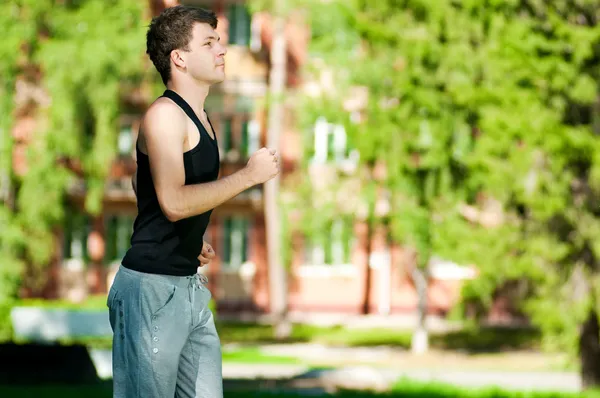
[8,296,542,354]
[216,321,542,353]
[16,296,109,312]
[7,317,542,356]
[5,298,557,374]
[17,323,540,351]
[1,379,598,398]
[222,346,301,364]
[217,322,415,348]
[216,320,539,352]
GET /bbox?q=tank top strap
[162,89,206,138]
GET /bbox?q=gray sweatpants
[107,265,222,398]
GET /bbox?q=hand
[245,147,280,185]
[198,241,215,267]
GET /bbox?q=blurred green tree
[0,0,150,332]
[289,0,479,354]
[292,0,600,387]
[0,0,37,340]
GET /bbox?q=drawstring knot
[187,273,208,291]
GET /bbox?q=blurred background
[1,0,600,397]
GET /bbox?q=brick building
[12,0,475,317]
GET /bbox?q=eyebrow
[204,35,220,42]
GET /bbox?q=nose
[218,42,227,56]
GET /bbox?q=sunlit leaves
[1,0,148,294]
[294,0,600,361]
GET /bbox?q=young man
[107,5,280,398]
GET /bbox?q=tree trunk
[579,307,600,390]
[265,1,290,339]
[361,220,374,315]
[411,266,429,355]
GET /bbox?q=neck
[166,78,210,116]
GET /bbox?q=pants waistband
[119,265,208,289]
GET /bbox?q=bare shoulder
[141,97,186,140]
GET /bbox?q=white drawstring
[187,273,208,320]
[187,273,208,290]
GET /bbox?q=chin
[194,73,224,86]
[216,70,226,81]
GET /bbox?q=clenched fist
[245,147,280,185]
[198,241,215,267]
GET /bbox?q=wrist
[240,167,257,189]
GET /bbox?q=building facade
[13,0,475,317]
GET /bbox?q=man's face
[181,23,227,85]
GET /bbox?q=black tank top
[122,90,220,276]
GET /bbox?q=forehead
[191,22,219,41]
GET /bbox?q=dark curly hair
[146,6,218,85]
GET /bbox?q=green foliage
[28,0,146,214]
[432,1,600,360]
[0,0,43,336]
[294,0,600,369]
[290,0,481,272]
[0,0,150,334]
[7,0,147,290]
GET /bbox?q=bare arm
[143,101,278,222]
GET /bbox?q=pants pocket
[141,279,178,319]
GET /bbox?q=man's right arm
[143,101,279,222]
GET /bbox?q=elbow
[159,198,184,223]
[164,209,183,223]
[163,206,183,223]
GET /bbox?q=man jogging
[107,5,280,398]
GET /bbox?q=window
[304,219,354,266]
[312,117,353,164]
[104,214,134,263]
[63,209,91,261]
[219,116,259,159]
[240,119,260,157]
[249,12,262,52]
[247,119,260,155]
[227,4,251,46]
[221,216,251,270]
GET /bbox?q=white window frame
[311,117,358,169]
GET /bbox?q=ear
[170,49,186,69]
